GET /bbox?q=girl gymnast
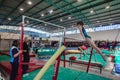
[76,21,106,61]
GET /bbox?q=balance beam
[34,46,66,80]
[65,50,82,54]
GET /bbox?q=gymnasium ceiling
[0,0,120,33]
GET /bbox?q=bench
[69,60,103,73]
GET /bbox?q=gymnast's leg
[85,38,106,61]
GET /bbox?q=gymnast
[76,21,106,61]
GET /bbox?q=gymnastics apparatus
[18,15,107,80]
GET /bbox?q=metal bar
[63,29,66,67]
[86,48,93,73]
[64,36,81,41]
[18,15,24,80]
[24,15,65,29]
[52,55,61,80]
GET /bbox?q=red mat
[27,58,46,72]
[0,58,46,74]
[0,51,9,56]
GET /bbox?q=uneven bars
[34,45,66,80]
[64,36,81,41]
[23,15,65,29]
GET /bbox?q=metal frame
[18,15,24,80]
[18,15,66,80]
[24,15,65,29]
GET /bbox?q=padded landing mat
[0,51,9,56]
[0,58,46,74]
[23,66,111,80]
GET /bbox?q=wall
[0,39,14,51]
[0,32,29,51]
[0,32,29,39]
[66,29,120,41]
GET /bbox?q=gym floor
[60,61,120,80]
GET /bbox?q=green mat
[115,55,120,64]
[22,66,111,80]
[0,55,10,62]
[101,50,113,55]
[33,48,57,55]
[37,49,57,55]
[112,49,120,64]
